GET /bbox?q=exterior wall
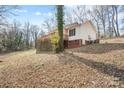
[64,39,82,49]
[67,22,97,44]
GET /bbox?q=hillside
[0,37,124,87]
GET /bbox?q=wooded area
[0,5,124,53]
[64,5,124,38]
[0,6,45,52]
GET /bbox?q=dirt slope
[0,38,124,88]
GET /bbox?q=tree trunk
[56,5,64,53]
[112,6,118,37]
[96,20,100,38]
[107,6,112,38]
[103,22,106,37]
[115,6,120,37]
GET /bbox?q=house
[39,20,98,48]
[64,20,98,48]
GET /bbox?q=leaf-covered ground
[0,38,124,88]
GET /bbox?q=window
[88,35,91,41]
[69,28,76,36]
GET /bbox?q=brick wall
[64,39,82,49]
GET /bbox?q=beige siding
[67,22,97,44]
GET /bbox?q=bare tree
[106,6,112,37]
[0,20,25,51]
[24,22,31,49]
[111,6,118,37]
[64,6,77,24]
[120,5,124,32]
[96,6,108,37]
[87,7,101,38]
[0,5,19,23]
[30,25,40,48]
[73,6,88,23]
[42,17,56,32]
[114,5,120,36]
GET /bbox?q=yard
[0,38,124,88]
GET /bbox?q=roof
[48,28,58,35]
[64,22,80,29]
[64,20,96,33]
[84,20,97,32]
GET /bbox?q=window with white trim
[69,28,76,36]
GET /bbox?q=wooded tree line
[0,5,124,53]
[0,6,45,52]
[0,20,44,52]
[64,5,124,38]
[41,5,124,39]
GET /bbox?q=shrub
[36,38,53,53]
[36,34,60,53]
[50,34,59,51]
